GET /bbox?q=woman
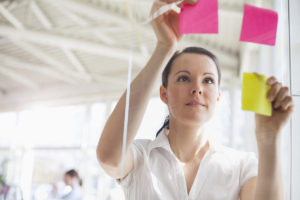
[97,0,294,199]
[60,169,83,200]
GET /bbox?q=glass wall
[289,0,300,199]
[0,0,298,199]
[0,90,259,200]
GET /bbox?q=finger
[168,10,181,38]
[151,1,167,16]
[268,82,282,102]
[280,96,294,111]
[267,76,277,86]
[184,0,197,4]
[160,0,179,3]
[160,0,197,5]
[177,3,183,8]
[150,2,158,16]
[274,86,289,109]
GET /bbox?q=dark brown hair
[65,169,82,186]
[156,47,221,137]
[162,46,221,88]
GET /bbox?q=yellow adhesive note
[242,73,272,116]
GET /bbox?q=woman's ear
[217,91,221,102]
[160,85,168,104]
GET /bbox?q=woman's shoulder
[211,143,257,161]
[208,143,258,173]
[132,138,152,146]
[131,139,153,153]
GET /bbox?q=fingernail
[267,79,273,85]
[268,78,277,85]
[268,95,273,101]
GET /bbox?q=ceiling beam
[0,82,125,112]
[4,3,89,84]
[0,53,127,86]
[0,4,23,29]
[9,39,91,83]
[0,65,39,90]
[45,0,89,26]
[44,0,129,28]
[1,2,114,80]
[55,26,126,34]
[0,26,145,66]
[54,0,152,54]
[52,23,117,45]
[62,47,92,79]
[30,0,53,29]
[0,3,88,84]
[0,53,79,85]
[43,0,117,45]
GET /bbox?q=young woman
[61,169,83,200]
[97,0,294,199]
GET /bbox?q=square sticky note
[179,0,218,34]
[240,4,278,46]
[242,73,272,116]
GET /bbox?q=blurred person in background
[52,169,83,200]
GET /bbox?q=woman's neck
[167,121,209,163]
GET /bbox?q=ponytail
[156,115,169,137]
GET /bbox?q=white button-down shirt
[118,131,257,200]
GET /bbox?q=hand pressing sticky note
[242,73,272,116]
[179,0,218,34]
[240,4,278,46]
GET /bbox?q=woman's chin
[181,115,210,127]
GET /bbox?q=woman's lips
[186,101,206,107]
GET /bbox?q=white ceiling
[0,0,275,111]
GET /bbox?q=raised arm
[240,77,294,200]
[255,77,293,200]
[96,0,196,179]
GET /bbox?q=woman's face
[64,175,73,186]
[160,53,220,127]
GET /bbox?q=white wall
[292,98,300,199]
[290,0,300,199]
[290,0,300,96]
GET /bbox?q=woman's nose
[191,87,202,95]
[191,81,203,95]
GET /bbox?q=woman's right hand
[151,0,197,49]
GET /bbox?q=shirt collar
[148,129,173,155]
[148,129,216,157]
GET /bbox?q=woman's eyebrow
[203,72,215,76]
[175,70,191,75]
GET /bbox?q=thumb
[184,0,198,4]
[160,0,197,5]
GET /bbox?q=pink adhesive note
[179,0,218,34]
[240,4,278,46]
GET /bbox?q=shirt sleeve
[239,152,258,187]
[117,140,146,187]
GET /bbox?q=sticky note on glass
[242,73,272,116]
[240,4,278,46]
[179,0,218,34]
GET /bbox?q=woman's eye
[204,77,214,84]
[177,76,190,82]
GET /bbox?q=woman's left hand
[255,76,294,142]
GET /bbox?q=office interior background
[0,0,299,199]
